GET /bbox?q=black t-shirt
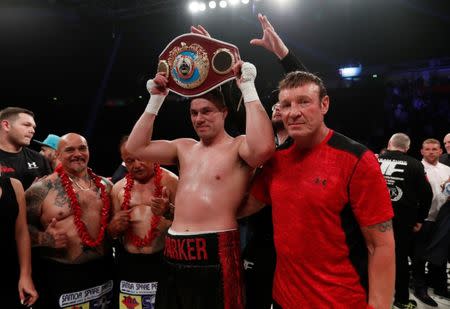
[440,153,450,167]
[0,147,52,189]
[378,150,433,225]
[0,176,21,305]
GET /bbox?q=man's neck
[65,169,89,180]
[423,159,438,166]
[275,129,289,145]
[200,131,231,147]
[294,125,330,150]
[387,146,406,153]
[0,138,22,153]
[134,173,155,185]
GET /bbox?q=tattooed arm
[361,220,395,309]
[25,178,68,248]
[25,179,50,247]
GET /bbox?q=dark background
[1,0,449,175]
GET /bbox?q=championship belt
[158,33,240,97]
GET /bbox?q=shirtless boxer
[108,135,178,309]
[126,61,274,309]
[25,133,114,308]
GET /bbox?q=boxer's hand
[234,61,259,103]
[45,218,68,248]
[108,210,131,238]
[145,72,169,115]
[191,24,211,37]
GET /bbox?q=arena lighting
[339,64,362,79]
[188,1,200,13]
[189,0,250,13]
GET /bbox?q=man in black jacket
[378,132,433,309]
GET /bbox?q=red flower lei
[56,165,111,248]
[121,164,163,248]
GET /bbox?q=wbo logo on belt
[158,33,240,97]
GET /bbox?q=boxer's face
[190,98,226,141]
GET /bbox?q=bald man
[439,133,450,167]
[25,133,114,308]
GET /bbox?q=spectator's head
[271,102,284,131]
[120,135,155,183]
[443,133,450,154]
[34,134,61,169]
[421,138,442,165]
[0,107,36,150]
[57,133,90,175]
[387,133,410,153]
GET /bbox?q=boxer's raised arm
[127,73,178,165]
[235,61,275,168]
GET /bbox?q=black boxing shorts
[155,229,244,309]
[114,250,164,309]
[38,257,114,308]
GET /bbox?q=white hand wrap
[144,79,166,115]
[239,62,259,103]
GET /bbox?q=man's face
[421,142,442,165]
[120,145,154,182]
[40,146,56,163]
[278,83,329,141]
[271,103,283,129]
[444,134,450,154]
[190,98,226,141]
[4,113,36,147]
[57,135,90,174]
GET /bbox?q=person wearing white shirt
[413,138,450,306]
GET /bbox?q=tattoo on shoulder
[366,220,393,233]
[53,178,71,208]
[26,180,52,216]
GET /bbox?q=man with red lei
[108,136,178,309]
[25,133,114,308]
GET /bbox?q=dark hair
[190,88,226,110]
[278,71,327,100]
[0,107,35,121]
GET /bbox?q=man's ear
[223,107,228,119]
[0,119,10,131]
[320,95,330,115]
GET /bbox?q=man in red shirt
[241,71,395,309]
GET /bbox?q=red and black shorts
[155,229,244,309]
